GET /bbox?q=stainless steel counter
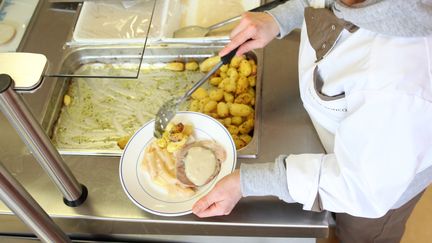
[0,0,328,241]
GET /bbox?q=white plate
[119,111,236,217]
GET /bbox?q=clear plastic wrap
[72,0,164,44]
[160,0,260,43]
[70,0,261,44]
[47,0,157,78]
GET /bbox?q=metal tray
[45,45,262,158]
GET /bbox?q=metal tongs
[153,47,239,138]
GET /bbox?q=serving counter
[0,0,329,241]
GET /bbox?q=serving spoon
[173,0,289,38]
[154,47,239,138]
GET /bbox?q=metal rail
[0,74,87,206]
[0,159,71,242]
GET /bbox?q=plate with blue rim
[119,111,236,217]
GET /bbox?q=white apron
[284,1,432,216]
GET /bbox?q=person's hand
[219,12,280,57]
[192,169,242,218]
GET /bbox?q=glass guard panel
[45,0,159,78]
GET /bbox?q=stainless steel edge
[0,0,329,240]
[45,44,262,158]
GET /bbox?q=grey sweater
[268,0,432,38]
[240,0,432,204]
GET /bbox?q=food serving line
[0,0,329,242]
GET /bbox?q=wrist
[231,169,242,199]
[263,12,280,38]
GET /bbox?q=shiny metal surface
[0,160,71,243]
[46,45,262,158]
[173,16,241,38]
[0,0,328,240]
[172,0,289,38]
[0,76,84,204]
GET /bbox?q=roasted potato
[227,67,239,80]
[239,59,252,77]
[155,122,191,153]
[117,135,131,149]
[236,76,249,95]
[224,117,232,126]
[251,63,257,75]
[239,134,252,144]
[225,79,237,93]
[232,135,247,149]
[224,92,234,103]
[170,123,185,133]
[248,59,256,66]
[220,64,229,72]
[156,137,168,148]
[248,75,256,87]
[204,100,218,113]
[183,124,193,135]
[198,98,211,112]
[248,87,256,96]
[216,119,225,126]
[208,112,220,119]
[219,78,236,93]
[165,62,184,71]
[209,77,222,86]
[168,132,184,142]
[63,95,72,106]
[220,72,228,79]
[185,61,199,71]
[227,125,240,136]
[247,110,255,120]
[231,116,243,126]
[167,138,188,153]
[230,55,244,68]
[239,118,254,135]
[209,89,224,101]
[230,103,253,117]
[200,56,221,72]
[234,93,253,105]
[217,102,229,118]
[189,100,200,112]
[191,87,208,100]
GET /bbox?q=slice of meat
[175,140,226,188]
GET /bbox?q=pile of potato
[189,55,257,149]
[156,122,193,153]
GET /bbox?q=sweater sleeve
[333,0,432,37]
[240,91,432,217]
[266,0,336,38]
[266,0,305,38]
[285,91,432,218]
[240,155,295,202]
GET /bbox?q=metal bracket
[0,52,47,92]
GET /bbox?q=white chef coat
[284,17,432,217]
